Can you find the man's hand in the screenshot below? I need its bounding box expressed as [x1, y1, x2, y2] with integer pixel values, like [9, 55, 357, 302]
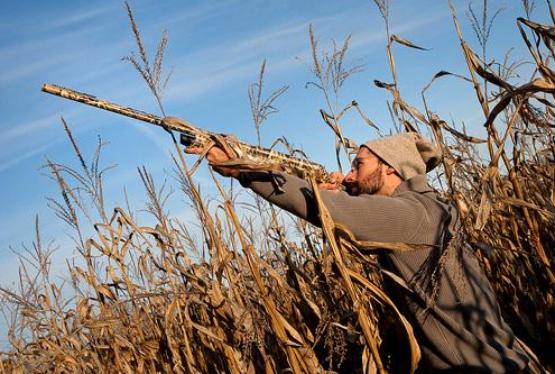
[184, 145, 240, 178]
[318, 171, 344, 191]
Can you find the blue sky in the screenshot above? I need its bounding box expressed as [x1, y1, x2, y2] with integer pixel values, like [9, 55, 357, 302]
[0, 0, 548, 290]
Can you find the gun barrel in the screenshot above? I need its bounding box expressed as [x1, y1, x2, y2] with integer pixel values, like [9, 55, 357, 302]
[42, 83, 330, 182]
[42, 83, 163, 124]
[41, 84, 198, 135]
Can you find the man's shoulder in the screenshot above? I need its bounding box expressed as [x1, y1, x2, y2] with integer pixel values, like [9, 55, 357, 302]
[393, 182, 453, 232]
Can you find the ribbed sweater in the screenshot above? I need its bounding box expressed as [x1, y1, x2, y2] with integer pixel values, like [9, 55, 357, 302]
[237, 171, 529, 373]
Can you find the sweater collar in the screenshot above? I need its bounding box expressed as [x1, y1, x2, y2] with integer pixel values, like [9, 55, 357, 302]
[394, 174, 434, 195]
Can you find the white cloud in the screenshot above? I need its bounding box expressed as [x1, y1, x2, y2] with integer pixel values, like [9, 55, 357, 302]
[0, 1, 460, 176]
[0, 142, 51, 174]
[0, 22, 111, 62]
[164, 6, 454, 104]
[0, 3, 117, 34]
[352, 7, 455, 49]
[1, 113, 63, 145]
[0, 108, 87, 173]
[159, 0, 239, 29]
[47, 5, 117, 30]
[163, 15, 337, 102]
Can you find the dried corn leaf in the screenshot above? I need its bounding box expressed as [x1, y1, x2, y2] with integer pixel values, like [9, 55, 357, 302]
[390, 34, 428, 51]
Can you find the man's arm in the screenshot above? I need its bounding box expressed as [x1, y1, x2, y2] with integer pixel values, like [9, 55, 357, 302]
[184, 145, 432, 244]
[238, 171, 430, 244]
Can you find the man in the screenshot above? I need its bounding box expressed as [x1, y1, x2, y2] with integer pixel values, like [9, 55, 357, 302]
[185, 132, 530, 372]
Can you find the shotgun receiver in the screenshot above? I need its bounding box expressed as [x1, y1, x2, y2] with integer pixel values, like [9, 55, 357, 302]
[41, 84, 329, 182]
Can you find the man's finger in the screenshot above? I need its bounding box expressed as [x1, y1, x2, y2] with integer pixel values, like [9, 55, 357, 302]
[184, 146, 203, 155]
[329, 171, 345, 184]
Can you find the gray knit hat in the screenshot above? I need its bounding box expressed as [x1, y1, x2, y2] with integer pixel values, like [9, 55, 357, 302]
[362, 132, 442, 180]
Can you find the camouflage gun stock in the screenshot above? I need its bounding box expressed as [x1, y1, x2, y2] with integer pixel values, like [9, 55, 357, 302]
[41, 84, 329, 182]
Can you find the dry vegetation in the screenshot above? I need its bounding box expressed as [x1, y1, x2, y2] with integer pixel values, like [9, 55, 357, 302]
[1, 0, 554, 373]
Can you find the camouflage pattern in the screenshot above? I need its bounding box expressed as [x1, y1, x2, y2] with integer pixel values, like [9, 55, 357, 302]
[42, 83, 329, 182]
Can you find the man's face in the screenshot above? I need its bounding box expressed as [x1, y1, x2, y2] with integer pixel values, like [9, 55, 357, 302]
[343, 147, 384, 196]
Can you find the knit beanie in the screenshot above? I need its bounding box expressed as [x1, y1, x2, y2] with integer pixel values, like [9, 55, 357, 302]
[362, 132, 442, 180]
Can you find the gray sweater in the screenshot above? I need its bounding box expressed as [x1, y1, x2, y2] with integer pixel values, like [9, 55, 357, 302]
[238, 171, 529, 373]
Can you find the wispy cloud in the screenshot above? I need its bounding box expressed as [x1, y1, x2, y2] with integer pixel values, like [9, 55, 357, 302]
[159, 0, 239, 29]
[0, 1, 458, 175]
[47, 5, 117, 30]
[163, 15, 335, 102]
[1, 113, 65, 145]
[0, 138, 56, 174]
[0, 108, 88, 173]
[0, 21, 115, 60]
[164, 6, 453, 104]
[0, 3, 118, 41]
[0, 31, 125, 85]
[351, 7, 453, 49]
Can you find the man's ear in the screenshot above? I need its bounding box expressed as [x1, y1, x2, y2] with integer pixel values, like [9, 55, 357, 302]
[385, 166, 397, 175]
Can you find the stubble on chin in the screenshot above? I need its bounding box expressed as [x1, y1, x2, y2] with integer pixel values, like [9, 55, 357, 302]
[352, 166, 384, 196]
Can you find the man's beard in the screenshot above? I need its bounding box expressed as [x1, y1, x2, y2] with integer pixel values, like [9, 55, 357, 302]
[345, 165, 384, 196]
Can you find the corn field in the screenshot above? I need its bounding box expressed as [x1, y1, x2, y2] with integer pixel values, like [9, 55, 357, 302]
[1, 1, 554, 373]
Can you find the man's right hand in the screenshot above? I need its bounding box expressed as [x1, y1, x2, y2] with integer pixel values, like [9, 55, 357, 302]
[318, 171, 345, 191]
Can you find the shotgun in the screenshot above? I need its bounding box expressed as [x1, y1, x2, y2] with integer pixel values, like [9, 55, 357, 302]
[41, 83, 329, 182]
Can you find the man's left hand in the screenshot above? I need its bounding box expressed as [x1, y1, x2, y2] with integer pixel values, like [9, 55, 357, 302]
[184, 145, 240, 178]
